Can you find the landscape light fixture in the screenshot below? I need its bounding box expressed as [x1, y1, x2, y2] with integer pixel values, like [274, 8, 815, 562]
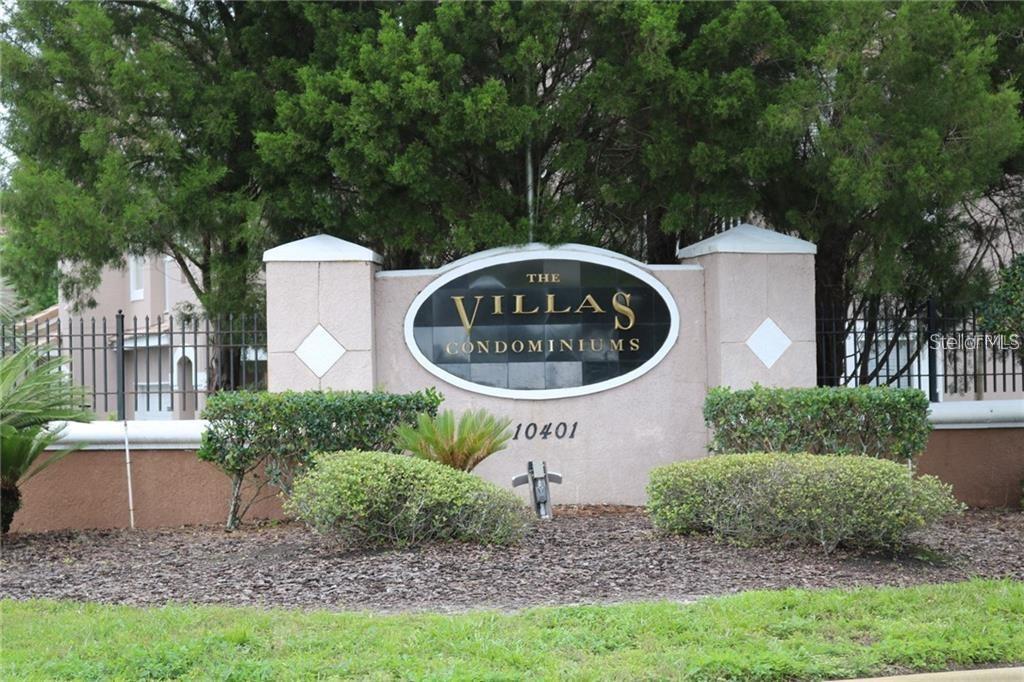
[513, 460, 562, 520]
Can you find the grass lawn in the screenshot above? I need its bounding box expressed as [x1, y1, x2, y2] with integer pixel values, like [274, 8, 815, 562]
[1, 579, 1021, 681]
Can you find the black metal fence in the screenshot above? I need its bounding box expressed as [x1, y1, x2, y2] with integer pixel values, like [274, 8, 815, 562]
[5, 303, 1017, 417]
[0, 312, 267, 419]
[817, 302, 1022, 401]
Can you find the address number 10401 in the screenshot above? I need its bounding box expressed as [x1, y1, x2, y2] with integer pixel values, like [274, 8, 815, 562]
[511, 421, 578, 440]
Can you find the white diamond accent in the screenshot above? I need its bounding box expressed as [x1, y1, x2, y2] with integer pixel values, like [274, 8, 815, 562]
[295, 325, 346, 378]
[745, 318, 791, 368]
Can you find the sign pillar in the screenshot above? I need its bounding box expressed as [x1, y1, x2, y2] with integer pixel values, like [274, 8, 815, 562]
[263, 235, 383, 392]
[678, 223, 817, 388]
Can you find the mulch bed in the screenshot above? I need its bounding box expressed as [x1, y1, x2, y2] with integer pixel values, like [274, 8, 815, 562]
[1, 508, 1021, 613]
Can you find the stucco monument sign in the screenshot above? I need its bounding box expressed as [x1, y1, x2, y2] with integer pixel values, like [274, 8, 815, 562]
[264, 225, 818, 504]
[405, 252, 678, 399]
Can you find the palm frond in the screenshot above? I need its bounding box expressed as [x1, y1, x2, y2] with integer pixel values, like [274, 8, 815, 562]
[0, 344, 92, 431]
[395, 409, 512, 471]
[0, 424, 68, 485]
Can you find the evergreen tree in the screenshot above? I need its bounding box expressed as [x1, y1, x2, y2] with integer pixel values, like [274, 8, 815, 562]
[1, 1, 319, 314]
[3, 1, 1020, 341]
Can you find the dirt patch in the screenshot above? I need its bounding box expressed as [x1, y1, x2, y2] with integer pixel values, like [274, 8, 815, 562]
[1, 509, 1020, 613]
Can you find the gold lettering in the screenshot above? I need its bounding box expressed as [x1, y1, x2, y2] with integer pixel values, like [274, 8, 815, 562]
[545, 293, 571, 314]
[492, 295, 503, 315]
[445, 341, 460, 355]
[578, 339, 586, 351]
[612, 292, 636, 331]
[574, 293, 605, 314]
[528, 339, 543, 353]
[629, 338, 640, 351]
[475, 340, 489, 353]
[494, 340, 508, 353]
[513, 294, 540, 315]
[526, 273, 560, 283]
[559, 339, 573, 352]
[510, 340, 524, 353]
[589, 339, 603, 351]
[610, 339, 625, 352]
[461, 342, 475, 354]
[451, 295, 484, 333]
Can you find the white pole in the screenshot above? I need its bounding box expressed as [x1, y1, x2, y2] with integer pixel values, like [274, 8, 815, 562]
[525, 77, 535, 243]
[526, 142, 534, 242]
[122, 419, 135, 530]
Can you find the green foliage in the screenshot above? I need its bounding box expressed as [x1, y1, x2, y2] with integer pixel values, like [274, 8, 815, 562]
[981, 254, 1024, 343]
[958, 0, 1024, 233]
[0, 344, 91, 533]
[198, 389, 442, 529]
[0, 345, 92, 431]
[758, 2, 1023, 316]
[0, 425, 63, 487]
[4, 580, 1023, 680]
[284, 450, 530, 547]
[0, 239, 56, 313]
[647, 453, 963, 553]
[261, 3, 813, 263]
[703, 385, 932, 463]
[394, 409, 512, 471]
[0, 2, 321, 314]
[0, 426, 61, 534]
[4, 2, 1020, 311]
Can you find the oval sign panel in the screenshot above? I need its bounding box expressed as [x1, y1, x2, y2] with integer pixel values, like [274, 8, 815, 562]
[403, 249, 679, 399]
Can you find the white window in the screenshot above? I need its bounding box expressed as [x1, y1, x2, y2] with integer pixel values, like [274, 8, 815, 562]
[129, 255, 145, 301]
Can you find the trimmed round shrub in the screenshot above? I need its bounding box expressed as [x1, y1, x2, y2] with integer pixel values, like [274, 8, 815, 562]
[284, 450, 532, 547]
[647, 453, 963, 553]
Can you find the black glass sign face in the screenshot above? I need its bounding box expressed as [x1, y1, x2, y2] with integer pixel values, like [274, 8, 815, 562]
[404, 252, 678, 399]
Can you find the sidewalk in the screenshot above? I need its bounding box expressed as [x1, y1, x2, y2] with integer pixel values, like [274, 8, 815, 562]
[843, 667, 1023, 682]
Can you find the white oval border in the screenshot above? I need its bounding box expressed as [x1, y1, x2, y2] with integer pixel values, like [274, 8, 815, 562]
[403, 248, 680, 400]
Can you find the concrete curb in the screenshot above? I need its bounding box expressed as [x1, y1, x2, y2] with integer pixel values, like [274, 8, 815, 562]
[840, 666, 1023, 682]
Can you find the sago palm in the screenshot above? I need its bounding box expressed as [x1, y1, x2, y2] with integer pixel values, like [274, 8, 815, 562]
[1, 344, 92, 430]
[1, 425, 66, 534]
[0, 344, 91, 533]
[395, 409, 512, 471]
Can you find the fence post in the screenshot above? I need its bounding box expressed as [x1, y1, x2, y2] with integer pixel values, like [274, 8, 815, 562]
[926, 299, 939, 402]
[115, 310, 126, 420]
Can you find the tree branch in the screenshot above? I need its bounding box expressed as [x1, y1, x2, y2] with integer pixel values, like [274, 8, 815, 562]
[165, 242, 206, 302]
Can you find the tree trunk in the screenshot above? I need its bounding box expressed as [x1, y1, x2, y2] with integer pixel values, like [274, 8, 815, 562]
[814, 226, 855, 387]
[1, 481, 22, 535]
[225, 472, 243, 531]
[643, 210, 676, 264]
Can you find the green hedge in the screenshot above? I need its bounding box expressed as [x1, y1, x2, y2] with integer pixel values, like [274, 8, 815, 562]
[647, 453, 962, 553]
[198, 389, 442, 527]
[704, 385, 931, 462]
[285, 450, 532, 547]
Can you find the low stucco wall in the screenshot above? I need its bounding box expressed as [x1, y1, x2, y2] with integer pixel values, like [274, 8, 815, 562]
[11, 449, 284, 533]
[918, 428, 1023, 509]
